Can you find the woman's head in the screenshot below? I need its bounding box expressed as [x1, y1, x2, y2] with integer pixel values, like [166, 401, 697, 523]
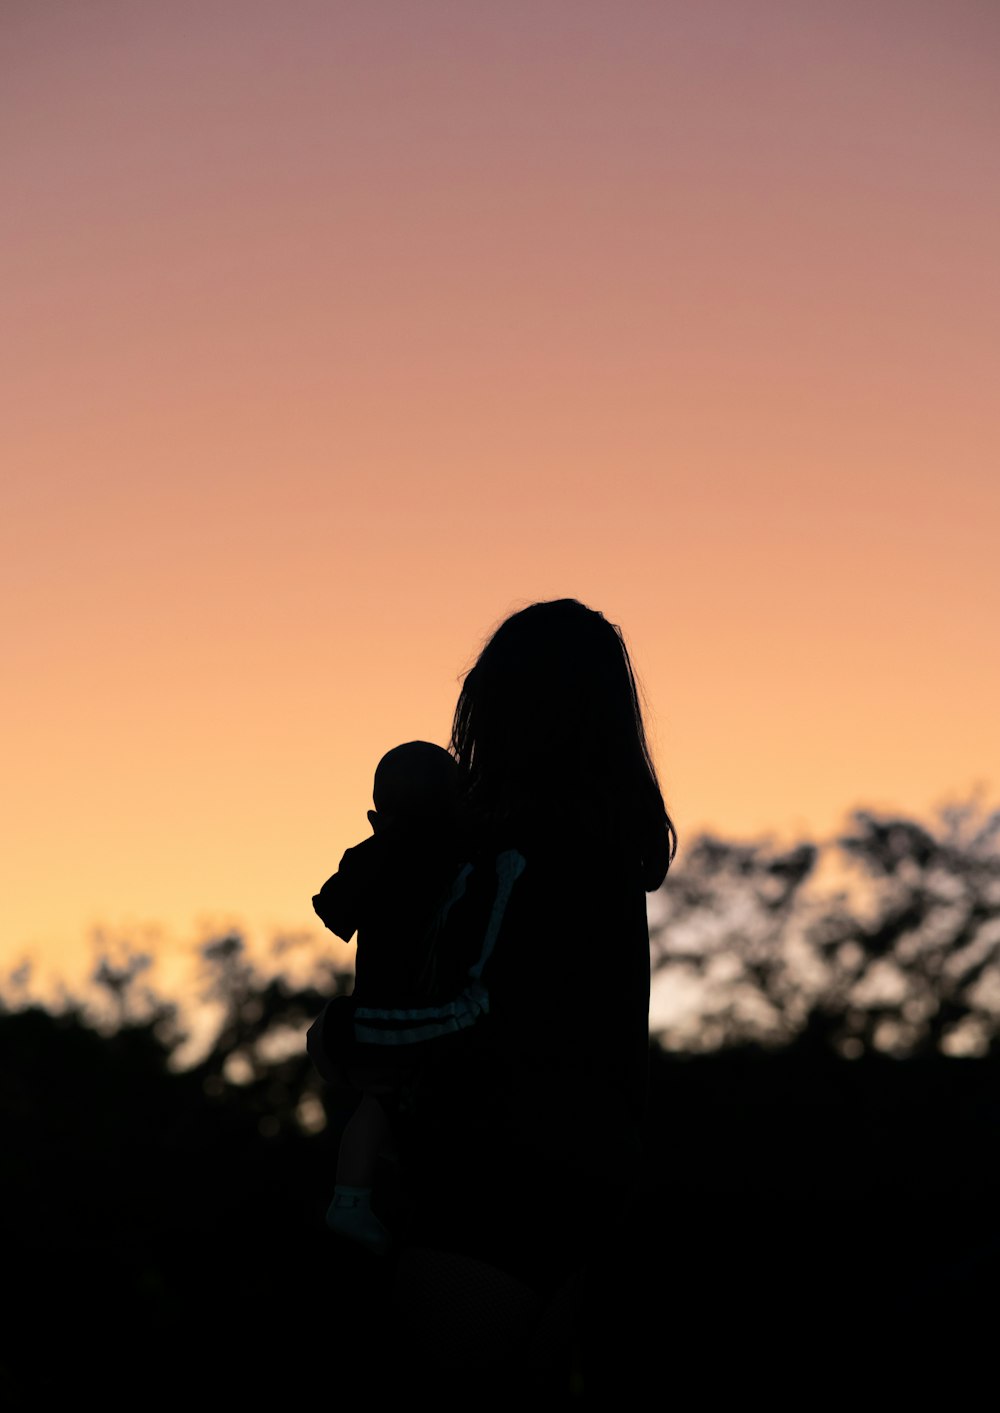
[451, 598, 677, 888]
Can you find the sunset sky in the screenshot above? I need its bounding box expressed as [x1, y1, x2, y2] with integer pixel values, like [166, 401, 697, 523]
[3, 0, 997, 1002]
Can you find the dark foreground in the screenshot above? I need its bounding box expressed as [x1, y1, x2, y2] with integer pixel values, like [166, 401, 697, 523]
[4, 1010, 997, 1405]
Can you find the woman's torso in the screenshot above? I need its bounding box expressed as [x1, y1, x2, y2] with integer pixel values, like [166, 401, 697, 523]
[396, 815, 651, 1290]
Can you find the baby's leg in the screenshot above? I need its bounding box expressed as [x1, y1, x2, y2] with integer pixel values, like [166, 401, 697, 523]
[336, 1093, 391, 1188]
[326, 1093, 393, 1255]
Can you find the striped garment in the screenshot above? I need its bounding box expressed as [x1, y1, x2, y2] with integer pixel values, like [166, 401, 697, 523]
[352, 849, 526, 1047]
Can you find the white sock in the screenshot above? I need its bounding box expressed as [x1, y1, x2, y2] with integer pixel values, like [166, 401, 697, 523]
[326, 1185, 391, 1254]
[330, 1184, 373, 1212]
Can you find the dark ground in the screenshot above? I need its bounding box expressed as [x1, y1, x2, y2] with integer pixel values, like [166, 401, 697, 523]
[3, 1008, 997, 1405]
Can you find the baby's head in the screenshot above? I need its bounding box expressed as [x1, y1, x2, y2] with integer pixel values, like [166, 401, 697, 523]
[372, 741, 460, 827]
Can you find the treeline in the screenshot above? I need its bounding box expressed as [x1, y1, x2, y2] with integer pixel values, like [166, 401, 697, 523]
[3, 796, 998, 1402]
[650, 794, 1000, 1057]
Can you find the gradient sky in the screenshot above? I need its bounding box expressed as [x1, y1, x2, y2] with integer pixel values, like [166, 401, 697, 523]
[3, 0, 998, 1000]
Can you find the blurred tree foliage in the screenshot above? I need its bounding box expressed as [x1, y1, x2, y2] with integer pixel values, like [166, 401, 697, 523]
[2, 795, 998, 1402]
[649, 794, 1000, 1058]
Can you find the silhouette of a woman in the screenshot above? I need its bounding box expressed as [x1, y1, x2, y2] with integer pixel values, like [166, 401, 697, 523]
[321, 598, 677, 1390]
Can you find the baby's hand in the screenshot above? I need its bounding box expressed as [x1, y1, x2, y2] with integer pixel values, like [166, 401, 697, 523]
[367, 809, 383, 834]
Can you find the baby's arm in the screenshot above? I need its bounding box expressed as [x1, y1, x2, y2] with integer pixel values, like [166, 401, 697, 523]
[312, 877, 358, 942]
[312, 833, 385, 941]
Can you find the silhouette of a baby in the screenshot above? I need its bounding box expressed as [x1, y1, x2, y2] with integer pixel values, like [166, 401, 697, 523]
[311, 740, 463, 1254]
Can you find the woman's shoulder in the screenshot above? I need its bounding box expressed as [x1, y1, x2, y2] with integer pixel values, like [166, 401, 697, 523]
[467, 810, 643, 900]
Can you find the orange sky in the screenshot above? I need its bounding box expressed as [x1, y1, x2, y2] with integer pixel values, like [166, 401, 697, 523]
[3, 0, 998, 1002]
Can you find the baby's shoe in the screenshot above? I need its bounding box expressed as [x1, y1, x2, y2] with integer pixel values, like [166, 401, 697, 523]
[325, 1186, 391, 1256]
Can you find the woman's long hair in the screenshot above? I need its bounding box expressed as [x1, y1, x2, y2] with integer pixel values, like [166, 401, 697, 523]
[450, 598, 677, 890]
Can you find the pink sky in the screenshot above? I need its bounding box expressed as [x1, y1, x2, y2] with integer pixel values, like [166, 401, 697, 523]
[3, 0, 997, 998]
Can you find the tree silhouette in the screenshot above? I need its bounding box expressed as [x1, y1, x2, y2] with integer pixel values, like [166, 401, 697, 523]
[649, 792, 1000, 1058]
[0, 936, 376, 1403]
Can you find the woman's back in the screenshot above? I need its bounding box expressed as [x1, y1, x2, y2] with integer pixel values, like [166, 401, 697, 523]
[393, 812, 651, 1293]
[323, 599, 677, 1386]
